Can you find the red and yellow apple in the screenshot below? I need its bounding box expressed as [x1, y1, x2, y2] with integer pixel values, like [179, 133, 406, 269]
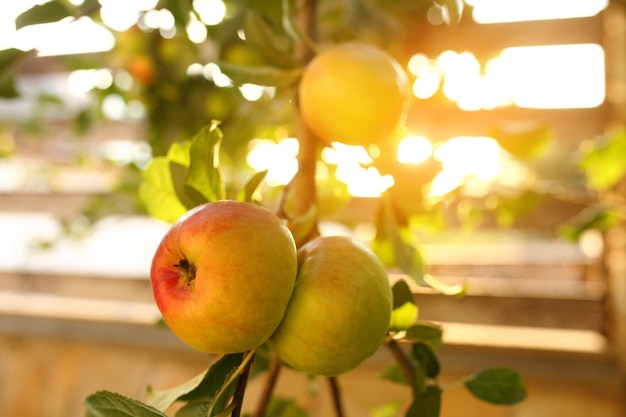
[269, 235, 392, 376]
[298, 41, 410, 147]
[150, 200, 298, 354]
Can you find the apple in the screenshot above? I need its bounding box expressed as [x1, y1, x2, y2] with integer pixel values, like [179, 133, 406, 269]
[150, 200, 298, 354]
[298, 41, 410, 147]
[269, 235, 392, 376]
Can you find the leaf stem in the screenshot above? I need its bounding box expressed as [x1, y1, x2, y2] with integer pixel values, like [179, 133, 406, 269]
[253, 354, 283, 417]
[328, 377, 345, 417]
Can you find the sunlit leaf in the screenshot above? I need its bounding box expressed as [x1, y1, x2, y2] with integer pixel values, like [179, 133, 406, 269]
[15, 1, 74, 29]
[237, 170, 267, 203]
[380, 194, 426, 284]
[389, 279, 418, 331]
[139, 157, 187, 224]
[403, 322, 443, 350]
[464, 368, 527, 405]
[558, 207, 621, 241]
[185, 124, 226, 203]
[217, 61, 302, 87]
[579, 130, 626, 191]
[370, 401, 401, 417]
[491, 122, 552, 160]
[380, 194, 466, 296]
[406, 387, 441, 417]
[84, 390, 167, 417]
[170, 161, 203, 209]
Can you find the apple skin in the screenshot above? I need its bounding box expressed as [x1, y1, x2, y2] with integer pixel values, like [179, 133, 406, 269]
[150, 200, 298, 354]
[298, 41, 410, 147]
[269, 235, 392, 377]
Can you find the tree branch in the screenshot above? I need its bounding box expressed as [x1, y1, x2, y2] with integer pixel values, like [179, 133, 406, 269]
[253, 354, 283, 417]
[328, 377, 345, 417]
[386, 338, 415, 383]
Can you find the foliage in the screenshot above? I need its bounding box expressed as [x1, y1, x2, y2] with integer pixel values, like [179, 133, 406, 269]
[15, 1, 606, 416]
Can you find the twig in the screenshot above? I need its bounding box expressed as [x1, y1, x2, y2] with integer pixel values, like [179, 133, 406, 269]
[328, 377, 345, 417]
[231, 351, 255, 417]
[386, 338, 415, 383]
[253, 355, 283, 417]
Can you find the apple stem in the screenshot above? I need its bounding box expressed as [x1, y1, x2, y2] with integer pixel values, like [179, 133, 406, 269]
[231, 350, 256, 417]
[253, 354, 282, 417]
[328, 377, 346, 417]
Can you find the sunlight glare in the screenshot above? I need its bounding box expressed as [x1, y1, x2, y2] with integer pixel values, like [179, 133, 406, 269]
[435, 137, 501, 182]
[246, 138, 299, 186]
[14, 17, 115, 56]
[322, 144, 393, 197]
[397, 136, 433, 164]
[467, 0, 608, 24]
[193, 0, 227, 26]
[499, 44, 605, 109]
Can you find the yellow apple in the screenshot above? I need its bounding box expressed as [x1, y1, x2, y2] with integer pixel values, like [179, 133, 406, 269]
[298, 41, 410, 147]
[270, 235, 392, 376]
[150, 200, 298, 354]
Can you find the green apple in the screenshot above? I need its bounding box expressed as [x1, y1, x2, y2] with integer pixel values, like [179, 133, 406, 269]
[150, 200, 298, 354]
[270, 235, 392, 376]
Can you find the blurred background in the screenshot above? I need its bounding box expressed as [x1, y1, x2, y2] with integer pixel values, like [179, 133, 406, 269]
[0, 1, 625, 416]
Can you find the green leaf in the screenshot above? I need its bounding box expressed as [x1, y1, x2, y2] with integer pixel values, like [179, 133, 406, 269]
[216, 61, 302, 87]
[389, 279, 418, 331]
[464, 368, 527, 405]
[185, 124, 225, 203]
[403, 322, 443, 350]
[380, 362, 410, 386]
[265, 397, 309, 417]
[164, 0, 192, 28]
[380, 194, 466, 296]
[241, 9, 298, 68]
[411, 343, 439, 379]
[170, 161, 202, 209]
[281, 0, 317, 54]
[0, 48, 28, 98]
[179, 353, 245, 403]
[491, 122, 552, 160]
[370, 401, 401, 417]
[406, 387, 441, 417]
[558, 207, 621, 241]
[15, 2, 74, 29]
[0, 48, 27, 73]
[84, 390, 168, 417]
[237, 170, 267, 203]
[380, 194, 426, 284]
[139, 157, 188, 223]
[579, 130, 626, 190]
[145, 370, 207, 412]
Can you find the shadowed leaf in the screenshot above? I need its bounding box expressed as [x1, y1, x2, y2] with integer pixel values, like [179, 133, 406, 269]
[464, 368, 527, 405]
